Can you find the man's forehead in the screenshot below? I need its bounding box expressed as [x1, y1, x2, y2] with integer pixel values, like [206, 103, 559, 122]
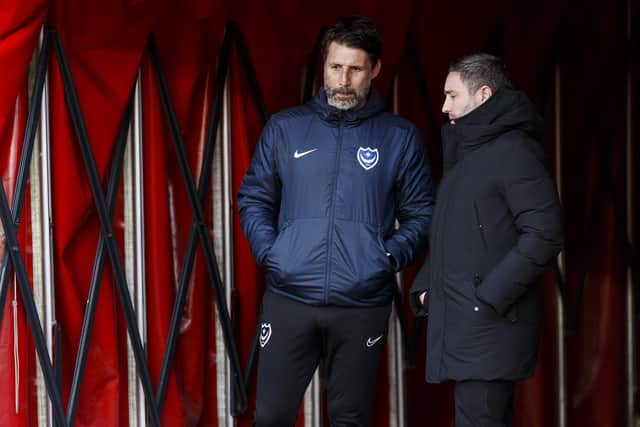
[444, 72, 465, 91]
[326, 42, 370, 65]
[445, 72, 462, 84]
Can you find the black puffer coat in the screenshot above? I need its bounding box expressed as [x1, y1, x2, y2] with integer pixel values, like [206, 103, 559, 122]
[410, 87, 563, 382]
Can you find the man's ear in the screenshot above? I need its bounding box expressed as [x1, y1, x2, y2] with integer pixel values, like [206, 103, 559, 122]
[479, 85, 493, 103]
[372, 59, 381, 79]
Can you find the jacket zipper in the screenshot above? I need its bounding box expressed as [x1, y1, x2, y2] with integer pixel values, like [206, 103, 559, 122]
[324, 117, 344, 304]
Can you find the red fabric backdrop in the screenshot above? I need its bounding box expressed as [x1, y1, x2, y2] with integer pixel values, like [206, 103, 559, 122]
[0, 0, 636, 426]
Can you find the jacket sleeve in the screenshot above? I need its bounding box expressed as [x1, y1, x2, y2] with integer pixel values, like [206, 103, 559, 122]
[237, 119, 282, 266]
[475, 139, 564, 315]
[384, 126, 435, 271]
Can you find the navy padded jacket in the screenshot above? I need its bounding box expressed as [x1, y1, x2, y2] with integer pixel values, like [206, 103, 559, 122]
[238, 89, 434, 306]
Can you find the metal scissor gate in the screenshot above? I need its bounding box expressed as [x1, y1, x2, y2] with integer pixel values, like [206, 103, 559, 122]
[0, 24, 255, 427]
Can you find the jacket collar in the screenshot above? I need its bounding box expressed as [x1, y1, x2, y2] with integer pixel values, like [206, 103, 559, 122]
[441, 87, 543, 171]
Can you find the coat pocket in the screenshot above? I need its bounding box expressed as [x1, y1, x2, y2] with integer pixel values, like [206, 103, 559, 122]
[473, 194, 516, 255]
[472, 274, 518, 323]
[332, 219, 394, 300]
[266, 218, 327, 286]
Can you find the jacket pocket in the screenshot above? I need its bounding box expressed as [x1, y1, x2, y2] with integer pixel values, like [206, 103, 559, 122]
[264, 220, 291, 270]
[473, 202, 488, 251]
[332, 219, 394, 300]
[266, 218, 327, 287]
[376, 232, 394, 272]
[473, 194, 516, 252]
[472, 274, 518, 323]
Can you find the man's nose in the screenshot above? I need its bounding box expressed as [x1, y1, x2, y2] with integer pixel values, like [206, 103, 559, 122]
[442, 99, 450, 114]
[339, 69, 350, 86]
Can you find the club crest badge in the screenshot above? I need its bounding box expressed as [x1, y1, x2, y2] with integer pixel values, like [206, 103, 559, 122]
[357, 147, 379, 170]
[259, 323, 272, 348]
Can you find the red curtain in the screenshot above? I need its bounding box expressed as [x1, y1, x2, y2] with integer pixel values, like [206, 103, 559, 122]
[0, 2, 46, 426]
[0, 0, 47, 136]
[561, 1, 629, 425]
[0, 0, 636, 426]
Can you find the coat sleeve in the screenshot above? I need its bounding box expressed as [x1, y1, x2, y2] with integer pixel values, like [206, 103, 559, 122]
[409, 260, 430, 316]
[475, 139, 564, 315]
[384, 126, 435, 271]
[237, 119, 282, 266]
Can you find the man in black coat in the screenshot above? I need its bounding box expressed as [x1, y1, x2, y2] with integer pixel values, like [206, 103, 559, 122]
[410, 53, 563, 427]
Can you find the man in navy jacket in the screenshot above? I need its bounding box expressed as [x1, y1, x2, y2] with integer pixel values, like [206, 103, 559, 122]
[411, 54, 563, 427]
[238, 16, 434, 427]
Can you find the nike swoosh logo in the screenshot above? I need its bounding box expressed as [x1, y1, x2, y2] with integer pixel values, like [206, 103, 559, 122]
[366, 335, 384, 348]
[293, 148, 318, 159]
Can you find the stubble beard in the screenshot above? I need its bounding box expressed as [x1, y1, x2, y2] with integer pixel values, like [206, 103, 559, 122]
[325, 81, 370, 111]
[450, 99, 482, 122]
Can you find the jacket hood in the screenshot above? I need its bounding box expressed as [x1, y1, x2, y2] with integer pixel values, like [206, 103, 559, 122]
[441, 87, 543, 171]
[309, 87, 385, 126]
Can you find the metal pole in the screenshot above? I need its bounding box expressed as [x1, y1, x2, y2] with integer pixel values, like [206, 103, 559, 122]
[312, 372, 322, 427]
[125, 71, 147, 427]
[388, 75, 406, 427]
[31, 27, 56, 426]
[625, 0, 636, 423]
[124, 99, 137, 427]
[387, 281, 404, 427]
[133, 70, 148, 427]
[304, 370, 322, 427]
[222, 68, 236, 427]
[213, 71, 229, 426]
[31, 94, 48, 426]
[554, 63, 568, 427]
[29, 62, 46, 427]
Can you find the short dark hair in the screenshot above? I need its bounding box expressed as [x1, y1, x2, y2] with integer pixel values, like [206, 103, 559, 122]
[322, 16, 382, 67]
[448, 53, 512, 94]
